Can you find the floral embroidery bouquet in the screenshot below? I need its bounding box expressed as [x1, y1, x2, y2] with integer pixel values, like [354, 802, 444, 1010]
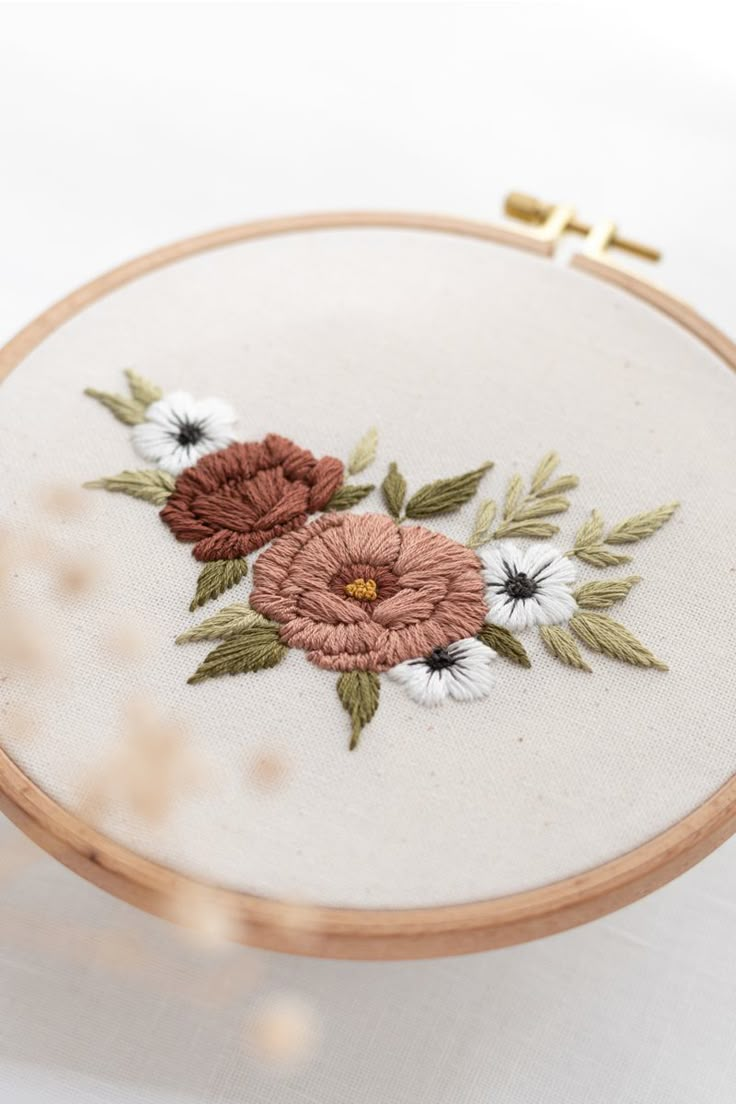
[85, 371, 678, 749]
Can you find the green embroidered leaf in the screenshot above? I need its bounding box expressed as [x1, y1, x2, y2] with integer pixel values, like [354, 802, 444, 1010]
[84, 387, 147, 426]
[404, 463, 493, 519]
[187, 624, 287, 685]
[573, 546, 632, 568]
[503, 473, 524, 519]
[84, 469, 175, 505]
[494, 452, 577, 541]
[536, 474, 579, 498]
[190, 559, 248, 611]
[477, 623, 531, 668]
[492, 520, 560, 540]
[337, 670, 380, 750]
[530, 451, 559, 494]
[539, 625, 591, 671]
[467, 499, 497, 549]
[325, 483, 375, 511]
[513, 495, 570, 521]
[176, 603, 267, 644]
[124, 368, 163, 407]
[605, 503, 679, 544]
[574, 509, 605, 549]
[381, 462, 407, 520]
[569, 612, 667, 670]
[573, 576, 641, 609]
[347, 427, 378, 475]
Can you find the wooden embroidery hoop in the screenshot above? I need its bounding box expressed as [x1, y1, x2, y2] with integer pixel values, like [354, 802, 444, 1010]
[1, 207, 735, 960]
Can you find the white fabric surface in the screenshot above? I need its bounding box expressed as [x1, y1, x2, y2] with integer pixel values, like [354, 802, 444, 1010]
[1, 814, 736, 1104]
[2, 227, 734, 908]
[1, 4, 735, 1102]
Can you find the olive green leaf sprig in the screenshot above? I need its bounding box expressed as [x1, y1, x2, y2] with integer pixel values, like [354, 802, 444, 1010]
[537, 573, 668, 672]
[84, 469, 175, 505]
[465, 451, 579, 550]
[380, 460, 494, 523]
[326, 427, 378, 511]
[177, 604, 288, 685]
[83, 372, 171, 500]
[84, 369, 162, 426]
[569, 503, 679, 567]
[466, 500, 497, 549]
[491, 451, 579, 541]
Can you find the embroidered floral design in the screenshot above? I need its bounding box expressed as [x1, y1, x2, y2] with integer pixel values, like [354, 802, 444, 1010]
[84, 370, 679, 750]
[388, 638, 497, 707]
[249, 513, 487, 672]
[132, 391, 238, 475]
[480, 542, 577, 631]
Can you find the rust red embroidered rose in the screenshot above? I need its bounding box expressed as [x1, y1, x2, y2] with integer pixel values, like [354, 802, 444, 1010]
[249, 512, 488, 672]
[160, 434, 343, 561]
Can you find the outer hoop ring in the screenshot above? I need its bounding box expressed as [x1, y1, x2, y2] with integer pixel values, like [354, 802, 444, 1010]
[1, 210, 735, 960]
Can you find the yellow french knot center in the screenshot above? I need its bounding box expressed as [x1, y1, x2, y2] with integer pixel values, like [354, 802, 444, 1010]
[344, 577, 378, 601]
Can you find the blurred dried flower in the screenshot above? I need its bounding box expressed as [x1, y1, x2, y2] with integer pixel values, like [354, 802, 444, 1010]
[246, 993, 321, 1067]
[165, 883, 242, 949]
[81, 698, 206, 826]
[103, 621, 151, 661]
[248, 749, 289, 793]
[269, 898, 327, 956]
[37, 483, 87, 519]
[56, 554, 101, 596]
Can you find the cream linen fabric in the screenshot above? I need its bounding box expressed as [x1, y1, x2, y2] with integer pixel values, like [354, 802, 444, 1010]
[1, 227, 735, 909]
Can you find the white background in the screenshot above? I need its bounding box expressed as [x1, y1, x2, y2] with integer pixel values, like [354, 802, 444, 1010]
[1, 3, 735, 1103]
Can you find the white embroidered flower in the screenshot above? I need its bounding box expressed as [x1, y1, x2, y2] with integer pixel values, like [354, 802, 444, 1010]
[131, 391, 237, 475]
[480, 541, 577, 632]
[387, 638, 496, 707]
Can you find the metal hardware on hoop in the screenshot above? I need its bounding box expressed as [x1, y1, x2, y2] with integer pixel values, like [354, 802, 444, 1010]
[504, 191, 661, 263]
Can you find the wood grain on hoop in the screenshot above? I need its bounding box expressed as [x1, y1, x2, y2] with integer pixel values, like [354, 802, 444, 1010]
[1, 210, 735, 960]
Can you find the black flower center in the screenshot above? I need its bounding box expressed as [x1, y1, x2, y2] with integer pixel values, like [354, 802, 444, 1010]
[425, 646, 456, 671]
[176, 421, 204, 447]
[503, 571, 537, 600]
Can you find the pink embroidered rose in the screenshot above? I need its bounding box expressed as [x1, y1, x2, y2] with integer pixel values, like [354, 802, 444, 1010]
[160, 434, 343, 561]
[250, 513, 488, 672]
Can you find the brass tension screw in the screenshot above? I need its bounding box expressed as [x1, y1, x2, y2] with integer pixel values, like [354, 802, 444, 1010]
[504, 192, 661, 262]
